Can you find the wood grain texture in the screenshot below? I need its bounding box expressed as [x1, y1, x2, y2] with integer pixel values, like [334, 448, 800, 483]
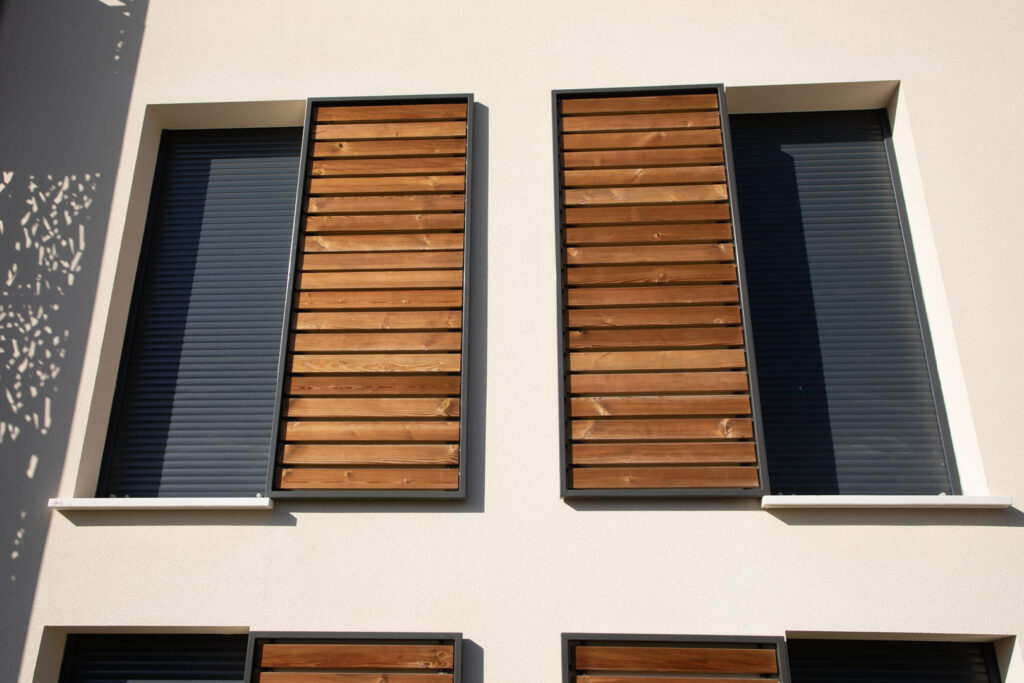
[571, 466, 759, 489]
[563, 147, 723, 169]
[311, 157, 466, 177]
[278, 468, 459, 490]
[301, 251, 463, 271]
[571, 442, 756, 464]
[565, 184, 727, 206]
[569, 306, 741, 327]
[286, 397, 459, 418]
[561, 93, 718, 115]
[297, 289, 463, 310]
[304, 213, 463, 233]
[260, 643, 454, 669]
[564, 166, 726, 188]
[568, 371, 749, 395]
[285, 375, 460, 396]
[289, 353, 460, 374]
[565, 223, 732, 245]
[568, 327, 744, 350]
[298, 270, 463, 290]
[309, 175, 465, 194]
[293, 311, 461, 331]
[307, 194, 464, 214]
[315, 102, 466, 122]
[314, 121, 465, 140]
[281, 444, 459, 465]
[292, 332, 461, 352]
[570, 395, 751, 417]
[303, 233, 464, 253]
[561, 111, 720, 133]
[566, 243, 733, 265]
[572, 646, 777, 673]
[571, 418, 753, 440]
[283, 420, 460, 442]
[563, 128, 721, 150]
[565, 264, 735, 286]
[311, 139, 466, 159]
[567, 285, 738, 307]
[570, 349, 747, 372]
[565, 202, 730, 225]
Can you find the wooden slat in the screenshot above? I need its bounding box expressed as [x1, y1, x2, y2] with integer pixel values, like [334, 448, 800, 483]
[262, 674, 452, 683]
[311, 157, 466, 177]
[573, 646, 777, 673]
[563, 147, 723, 169]
[304, 213, 463, 233]
[282, 443, 459, 465]
[307, 194, 464, 214]
[293, 311, 461, 331]
[565, 223, 732, 245]
[561, 111, 720, 133]
[303, 233, 464, 253]
[566, 264, 735, 286]
[286, 397, 459, 418]
[315, 102, 467, 123]
[566, 243, 733, 265]
[565, 203, 730, 225]
[570, 395, 751, 417]
[564, 166, 726, 188]
[561, 93, 718, 115]
[567, 285, 737, 307]
[571, 466, 759, 489]
[298, 270, 463, 290]
[578, 677, 776, 683]
[260, 644, 454, 669]
[302, 251, 463, 271]
[569, 306, 741, 328]
[289, 353, 460, 374]
[312, 139, 466, 159]
[279, 467, 458, 490]
[285, 375, 460, 396]
[562, 129, 722, 150]
[565, 184, 728, 206]
[570, 349, 746, 372]
[571, 442, 756, 464]
[568, 327, 744, 350]
[572, 418, 753, 440]
[568, 371, 748, 395]
[315, 121, 466, 140]
[283, 420, 460, 442]
[309, 175, 465, 194]
[297, 289, 463, 310]
[292, 332, 461, 352]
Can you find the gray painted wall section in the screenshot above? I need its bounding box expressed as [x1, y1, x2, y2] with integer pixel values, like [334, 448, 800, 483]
[0, 0, 147, 677]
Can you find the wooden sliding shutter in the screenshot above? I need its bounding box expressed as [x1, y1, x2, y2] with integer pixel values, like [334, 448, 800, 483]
[565, 637, 782, 683]
[555, 86, 764, 495]
[276, 96, 471, 497]
[253, 635, 460, 683]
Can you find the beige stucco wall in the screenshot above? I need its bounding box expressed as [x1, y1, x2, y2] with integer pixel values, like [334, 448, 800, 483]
[22, 1, 1024, 681]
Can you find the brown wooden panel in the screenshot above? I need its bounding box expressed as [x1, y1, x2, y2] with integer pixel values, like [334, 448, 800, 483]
[565, 184, 728, 207]
[285, 375, 461, 396]
[566, 264, 735, 286]
[561, 111, 720, 133]
[571, 466, 759, 489]
[566, 243, 733, 265]
[572, 418, 753, 440]
[571, 442, 756, 465]
[289, 353, 460, 374]
[309, 175, 465, 195]
[568, 371, 748, 395]
[315, 102, 467, 123]
[562, 128, 721, 151]
[303, 233, 464, 253]
[565, 223, 732, 245]
[565, 203, 730, 225]
[260, 644, 454, 669]
[569, 306, 741, 328]
[297, 289, 463, 310]
[293, 311, 461, 331]
[307, 194, 464, 214]
[561, 93, 718, 115]
[570, 395, 751, 417]
[567, 285, 737, 307]
[292, 332, 461, 352]
[261, 674, 453, 683]
[298, 270, 463, 290]
[563, 147, 723, 169]
[573, 646, 777, 673]
[311, 157, 467, 177]
[570, 349, 746, 372]
[283, 420, 460, 442]
[311, 139, 466, 159]
[282, 443, 459, 465]
[278, 467, 458, 490]
[314, 121, 466, 140]
[304, 213, 463, 233]
[568, 327, 744, 350]
[302, 251, 462, 271]
[564, 166, 726, 188]
[286, 397, 459, 418]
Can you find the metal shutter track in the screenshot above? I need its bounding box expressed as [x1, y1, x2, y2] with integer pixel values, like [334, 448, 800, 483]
[102, 129, 301, 497]
[61, 634, 248, 682]
[787, 640, 999, 683]
[730, 111, 952, 494]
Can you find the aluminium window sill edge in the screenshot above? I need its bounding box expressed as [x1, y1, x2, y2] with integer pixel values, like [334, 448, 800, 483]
[48, 497, 274, 511]
[761, 494, 1011, 510]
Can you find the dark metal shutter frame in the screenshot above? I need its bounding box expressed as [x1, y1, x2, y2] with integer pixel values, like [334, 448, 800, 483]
[729, 110, 954, 495]
[59, 634, 248, 682]
[100, 129, 302, 497]
[787, 640, 1000, 683]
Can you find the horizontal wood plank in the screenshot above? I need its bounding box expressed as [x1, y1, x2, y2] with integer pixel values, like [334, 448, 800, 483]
[315, 102, 467, 123]
[571, 466, 759, 489]
[569, 371, 749, 395]
[565, 203, 730, 225]
[564, 166, 726, 188]
[570, 349, 746, 372]
[562, 128, 721, 150]
[304, 213, 463, 233]
[573, 646, 777, 673]
[303, 233, 464, 253]
[561, 111, 720, 133]
[566, 264, 735, 286]
[570, 395, 751, 417]
[311, 157, 467, 177]
[315, 121, 465, 140]
[569, 306, 741, 328]
[297, 289, 463, 310]
[279, 467, 458, 490]
[285, 375, 461, 396]
[260, 644, 454, 669]
[565, 184, 727, 207]
[563, 147, 723, 169]
[568, 327, 744, 350]
[293, 311, 461, 331]
[572, 418, 753, 440]
[289, 353, 460, 374]
[292, 332, 461, 352]
[282, 443, 459, 465]
[283, 420, 460, 442]
[566, 243, 733, 265]
[299, 270, 463, 290]
[309, 175, 465, 194]
[307, 194, 464, 214]
[571, 442, 756, 464]
[302, 251, 463, 271]
[561, 93, 718, 115]
[286, 397, 459, 418]
[312, 139, 466, 159]
[565, 223, 732, 245]
[567, 285, 737, 307]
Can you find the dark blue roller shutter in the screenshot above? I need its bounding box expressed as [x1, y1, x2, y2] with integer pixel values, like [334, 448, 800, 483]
[729, 110, 955, 494]
[787, 639, 1000, 683]
[100, 129, 301, 497]
[59, 634, 248, 682]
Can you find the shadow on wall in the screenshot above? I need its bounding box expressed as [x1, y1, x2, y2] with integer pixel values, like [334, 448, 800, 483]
[0, 0, 148, 679]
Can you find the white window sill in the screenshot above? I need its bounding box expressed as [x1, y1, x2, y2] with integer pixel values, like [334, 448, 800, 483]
[48, 497, 274, 511]
[761, 495, 1011, 510]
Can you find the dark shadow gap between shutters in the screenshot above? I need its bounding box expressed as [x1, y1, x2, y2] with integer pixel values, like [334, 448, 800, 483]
[786, 639, 1001, 683]
[98, 128, 302, 497]
[59, 634, 248, 683]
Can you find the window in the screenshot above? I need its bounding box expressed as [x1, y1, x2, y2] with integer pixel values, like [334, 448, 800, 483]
[97, 95, 473, 501]
[58, 634, 248, 683]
